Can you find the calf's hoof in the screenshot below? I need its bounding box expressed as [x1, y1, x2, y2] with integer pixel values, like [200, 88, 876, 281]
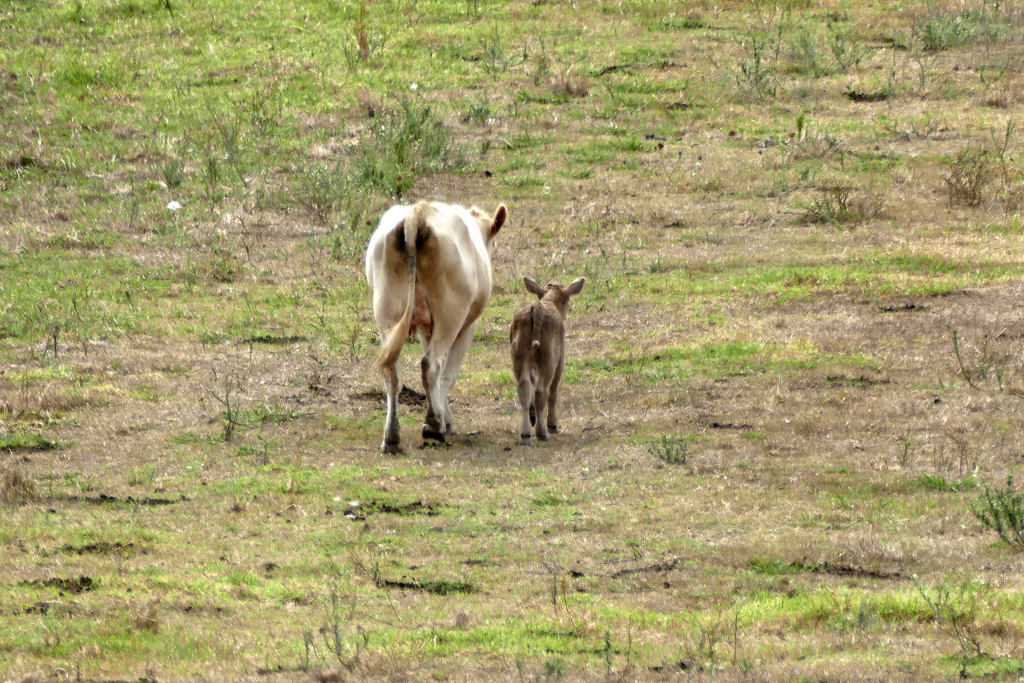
[382, 440, 402, 455]
[547, 424, 559, 434]
[519, 434, 533, 446]
[422, 425, 447, 443]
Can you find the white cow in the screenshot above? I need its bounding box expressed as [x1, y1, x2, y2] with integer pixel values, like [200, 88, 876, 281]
[365, 200, 507, 454]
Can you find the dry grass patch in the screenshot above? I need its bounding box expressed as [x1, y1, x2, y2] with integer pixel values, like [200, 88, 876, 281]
[129, 599, 162, 633]
[0, 466, 37, 506]
[550, 72, 591, 98]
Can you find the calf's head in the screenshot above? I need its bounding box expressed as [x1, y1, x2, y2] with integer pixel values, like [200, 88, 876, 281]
[522, 277, 586, 319]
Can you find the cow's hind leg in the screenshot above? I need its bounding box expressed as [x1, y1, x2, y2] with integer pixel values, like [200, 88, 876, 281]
[420, 352, 447, 443]
[436, 321, 479, 434]
[381, 363, 402, 454]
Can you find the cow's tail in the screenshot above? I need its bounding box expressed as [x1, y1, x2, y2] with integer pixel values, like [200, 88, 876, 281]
[374, 204, 428, 373]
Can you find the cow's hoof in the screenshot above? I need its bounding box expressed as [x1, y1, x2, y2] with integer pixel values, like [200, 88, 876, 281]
[519, 434, 533, 445]
[382, 440, 403, 455]
[547, 424, 559, 434]
[422, 425, 447, 442]
[537, 433, 549, 442]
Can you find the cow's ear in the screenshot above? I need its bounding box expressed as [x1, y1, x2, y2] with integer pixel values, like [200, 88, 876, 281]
[564, 277, 586, 297]
[491, 204, 507, 235]
[523, 277, 545, 298]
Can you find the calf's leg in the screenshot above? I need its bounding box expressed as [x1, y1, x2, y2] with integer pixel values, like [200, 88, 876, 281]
[516, 372, 535, 445]
[534, 383, 550, 441]
[547, 351, 565, 434]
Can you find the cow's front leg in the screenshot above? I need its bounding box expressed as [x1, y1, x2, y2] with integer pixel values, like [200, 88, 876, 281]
[420, 352, 446, 442]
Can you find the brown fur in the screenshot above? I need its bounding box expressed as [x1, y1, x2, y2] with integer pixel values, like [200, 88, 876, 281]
[509, 276, 585, 445]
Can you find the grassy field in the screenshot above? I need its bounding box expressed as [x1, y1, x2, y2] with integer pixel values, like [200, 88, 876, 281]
[5, 0, 1024, 680]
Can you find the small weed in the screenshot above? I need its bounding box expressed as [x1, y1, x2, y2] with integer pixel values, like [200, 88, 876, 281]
[735, 31, 779, 102]
[468, 94, 493, 126]
[130, 599, 161, 633]
[355, 98, 457, 198]
[648, 254, 671, 274]
[919, 473, 978, 492]
[828, 22, 866, 72]
[973, 476, 1024, 551]
[530, 492, 567, 507]
[799, 183, 882, 228]
[679, 612, 729, 672]
[0, 431, 61, 451]
[649, 434, 688, 465]
[914, 575, 988, 677]
[748, 557, 792, 575]
[897, 433, 914, 468]
[210, 370, 246, 442]
[943, 146, 989, 207]
[569, 166, 594, 179]
[304, 584, 371, 669]
[158, 156, 185, 189]
[789, 26, 830, 78]
[947, 323, 1009, 392]
[551, 72, 590, 98]
[916, 12, 975, 52]
[127, 464, 157, 488]
[501, 173, 545, 188]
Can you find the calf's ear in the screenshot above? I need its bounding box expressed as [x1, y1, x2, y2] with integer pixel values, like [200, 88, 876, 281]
[564, 277, 586, 297]
[523, 276, 546, 298]
[490, 205, 507, 235]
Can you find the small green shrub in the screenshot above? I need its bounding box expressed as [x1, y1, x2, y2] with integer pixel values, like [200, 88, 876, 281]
[789, 27, 830, 78]
[799, 183, 884, 228]
[354, 98, 458, 198]
[943, 146, 989, 206]
[919, 473, 978, 492]
[649, 434, 688, 465]
[828, 22, 866, 72]
[735, 31, 779, 101]
[157, 157, 185, 189]
[916, 13, 975, 51]
[468, 94, 493, 126]
[973, 476, 1024, 551]
[914, 575, 988, 677]
[800, 184, 855, 226]
[0, 431, 60, 450]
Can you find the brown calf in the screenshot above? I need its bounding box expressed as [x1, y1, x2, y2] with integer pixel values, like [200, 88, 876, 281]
[509, 276, 585, 445]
